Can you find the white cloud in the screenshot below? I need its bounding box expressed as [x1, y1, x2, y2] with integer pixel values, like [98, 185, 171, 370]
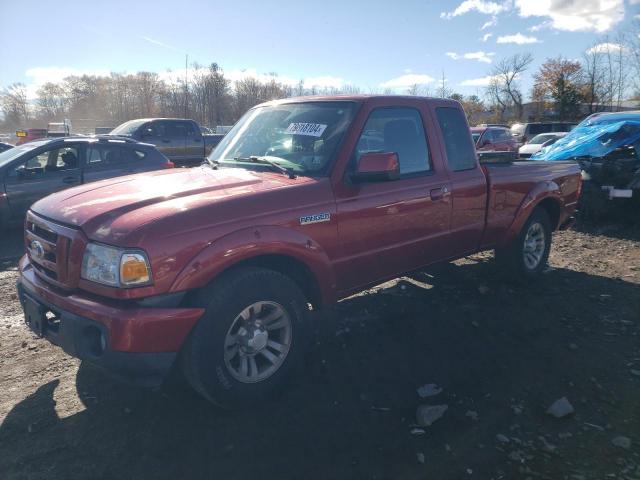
[586, 42, 627, 54]
[481, 16, 498, 29]
[480, 33, 493, 42]
[380, 74, 435, 89]
[441, 0, 510, 19]
[222, 69, 344, 90]
[23, 66, 111, 99]
[514, 0, 625, 33]
[446, 51, 495, 63]
[301, 76, 345, 89]
[460, 75, 499, 87]
[444, 0, 626, 33]
[496, 32, 541, 44]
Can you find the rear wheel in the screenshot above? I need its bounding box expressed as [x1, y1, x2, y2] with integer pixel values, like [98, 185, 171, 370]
[495, 207, 552, 280]
[182, 267, 310, 408]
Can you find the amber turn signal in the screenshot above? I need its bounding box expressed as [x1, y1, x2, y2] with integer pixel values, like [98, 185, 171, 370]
[120, 253, 151, 285]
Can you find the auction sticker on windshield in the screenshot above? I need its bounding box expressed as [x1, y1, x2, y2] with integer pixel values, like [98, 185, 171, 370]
[285, 123, 327, 137]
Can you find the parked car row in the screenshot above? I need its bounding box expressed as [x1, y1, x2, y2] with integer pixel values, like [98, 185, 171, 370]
[0, 136, 173, 228]
[471, 122, 576, 160]
[106, 118, 225, 167]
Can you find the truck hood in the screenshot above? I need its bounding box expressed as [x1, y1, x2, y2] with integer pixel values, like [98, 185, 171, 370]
[31, 166, 312, 242]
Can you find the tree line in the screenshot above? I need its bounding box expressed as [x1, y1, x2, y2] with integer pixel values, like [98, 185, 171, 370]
[1, 24, 639, 133]
[484, 27, 640, 123]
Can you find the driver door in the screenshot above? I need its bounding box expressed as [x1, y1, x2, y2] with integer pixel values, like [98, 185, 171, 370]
[332, 103, 452, 292]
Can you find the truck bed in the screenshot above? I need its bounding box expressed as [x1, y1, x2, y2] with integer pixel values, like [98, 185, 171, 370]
[481, 160, 581, 248]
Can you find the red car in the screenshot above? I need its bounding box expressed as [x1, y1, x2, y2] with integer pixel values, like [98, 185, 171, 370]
[471, 126, 517, 152]
[17, 96, 581, 406]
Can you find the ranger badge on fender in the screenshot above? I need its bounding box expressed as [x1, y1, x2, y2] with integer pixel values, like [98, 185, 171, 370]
[299, 212, 331, 225]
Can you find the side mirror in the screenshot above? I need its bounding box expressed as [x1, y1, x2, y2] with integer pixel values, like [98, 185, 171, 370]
[480, 139, 491, 147]
[351, 152, 400, 183]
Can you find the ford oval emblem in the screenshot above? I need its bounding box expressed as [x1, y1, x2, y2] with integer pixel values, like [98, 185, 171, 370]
[30, 240, 45, 259]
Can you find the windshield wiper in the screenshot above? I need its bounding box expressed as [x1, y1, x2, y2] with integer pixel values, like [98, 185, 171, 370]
[233, 156, 296, 179]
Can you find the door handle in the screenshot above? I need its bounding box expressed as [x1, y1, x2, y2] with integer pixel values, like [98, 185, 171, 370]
[430, 186, 449, 201]
[162, 139, 171, 143]
[62, 176, 78, 185]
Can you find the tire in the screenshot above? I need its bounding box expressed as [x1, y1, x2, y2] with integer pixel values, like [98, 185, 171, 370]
[181, 267, 311, 408]
[495, 207, 552, 281]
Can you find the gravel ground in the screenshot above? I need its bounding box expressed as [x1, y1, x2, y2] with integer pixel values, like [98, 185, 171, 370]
[1, 222, 639, 480]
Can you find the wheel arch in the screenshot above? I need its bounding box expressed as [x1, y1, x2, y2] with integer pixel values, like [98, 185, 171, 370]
[500, 181, 563, 246]
[171, 226, 336, 309]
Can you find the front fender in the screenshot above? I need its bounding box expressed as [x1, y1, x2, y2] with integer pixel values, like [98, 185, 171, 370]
[501, 181, 562, 247]
[169, 225, 336, 304]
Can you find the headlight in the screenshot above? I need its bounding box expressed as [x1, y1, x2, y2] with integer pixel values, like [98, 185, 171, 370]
[81, 242, 152, 287]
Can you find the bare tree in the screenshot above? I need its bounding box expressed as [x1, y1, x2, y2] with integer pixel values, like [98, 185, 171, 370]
[582, 41, 610, 114]
[0, 83, 30, 128]
[627, 21, 640, 96]
[36, 82, 66, 119]
[489, 53, 533, 120]
[485, 76, 509, 122]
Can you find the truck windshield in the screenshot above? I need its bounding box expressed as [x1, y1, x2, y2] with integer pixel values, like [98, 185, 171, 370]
[208, 101, 357, 176]
[110, 119, 147, 136]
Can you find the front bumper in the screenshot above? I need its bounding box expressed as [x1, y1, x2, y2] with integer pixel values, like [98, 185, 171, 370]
[17, 255, 204, 386]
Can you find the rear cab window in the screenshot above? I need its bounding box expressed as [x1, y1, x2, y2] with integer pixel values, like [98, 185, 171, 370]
[435, 107, 477, 171]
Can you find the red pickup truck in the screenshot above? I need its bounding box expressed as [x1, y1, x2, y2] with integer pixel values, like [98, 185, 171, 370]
[17, 96, 581, 407]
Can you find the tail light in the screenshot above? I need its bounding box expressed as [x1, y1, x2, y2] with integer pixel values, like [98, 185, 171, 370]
[577, 173, 583, 198]
[163, 161, 175, 169]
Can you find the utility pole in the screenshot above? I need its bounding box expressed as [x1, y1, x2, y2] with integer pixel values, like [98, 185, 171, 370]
[184, 54, 189, 118]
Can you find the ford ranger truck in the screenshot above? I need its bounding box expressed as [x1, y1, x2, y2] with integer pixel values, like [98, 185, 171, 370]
[17, 96, 581, 407]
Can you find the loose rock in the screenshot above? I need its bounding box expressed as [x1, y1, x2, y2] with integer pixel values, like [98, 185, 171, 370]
[417, 383, 443, 398]
[416, 404, 448, 427]
[611, 436, 631, 450]
[416, 452, 425, 464]
[497, 434, 510, 444]
[546, 397, 574, 418]
[465, 410, 478, 421]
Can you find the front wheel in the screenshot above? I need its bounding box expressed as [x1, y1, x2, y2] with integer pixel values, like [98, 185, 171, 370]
[495, 207, 552, 280]
[181, 267, 311, 408]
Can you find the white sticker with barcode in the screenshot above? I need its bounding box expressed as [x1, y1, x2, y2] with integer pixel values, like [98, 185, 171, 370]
[285, 123, 327, 137]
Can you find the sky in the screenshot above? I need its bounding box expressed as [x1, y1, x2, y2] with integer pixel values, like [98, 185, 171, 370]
[0, 0, 638, 99]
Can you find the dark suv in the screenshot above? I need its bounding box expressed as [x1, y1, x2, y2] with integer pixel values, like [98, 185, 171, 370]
[0, 137, 173, 228]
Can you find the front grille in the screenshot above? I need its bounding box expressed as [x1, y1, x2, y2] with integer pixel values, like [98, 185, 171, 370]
[25, 213, 78, 289]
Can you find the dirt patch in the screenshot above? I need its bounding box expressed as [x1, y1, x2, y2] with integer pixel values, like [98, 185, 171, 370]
[1, 224, 639, 480]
